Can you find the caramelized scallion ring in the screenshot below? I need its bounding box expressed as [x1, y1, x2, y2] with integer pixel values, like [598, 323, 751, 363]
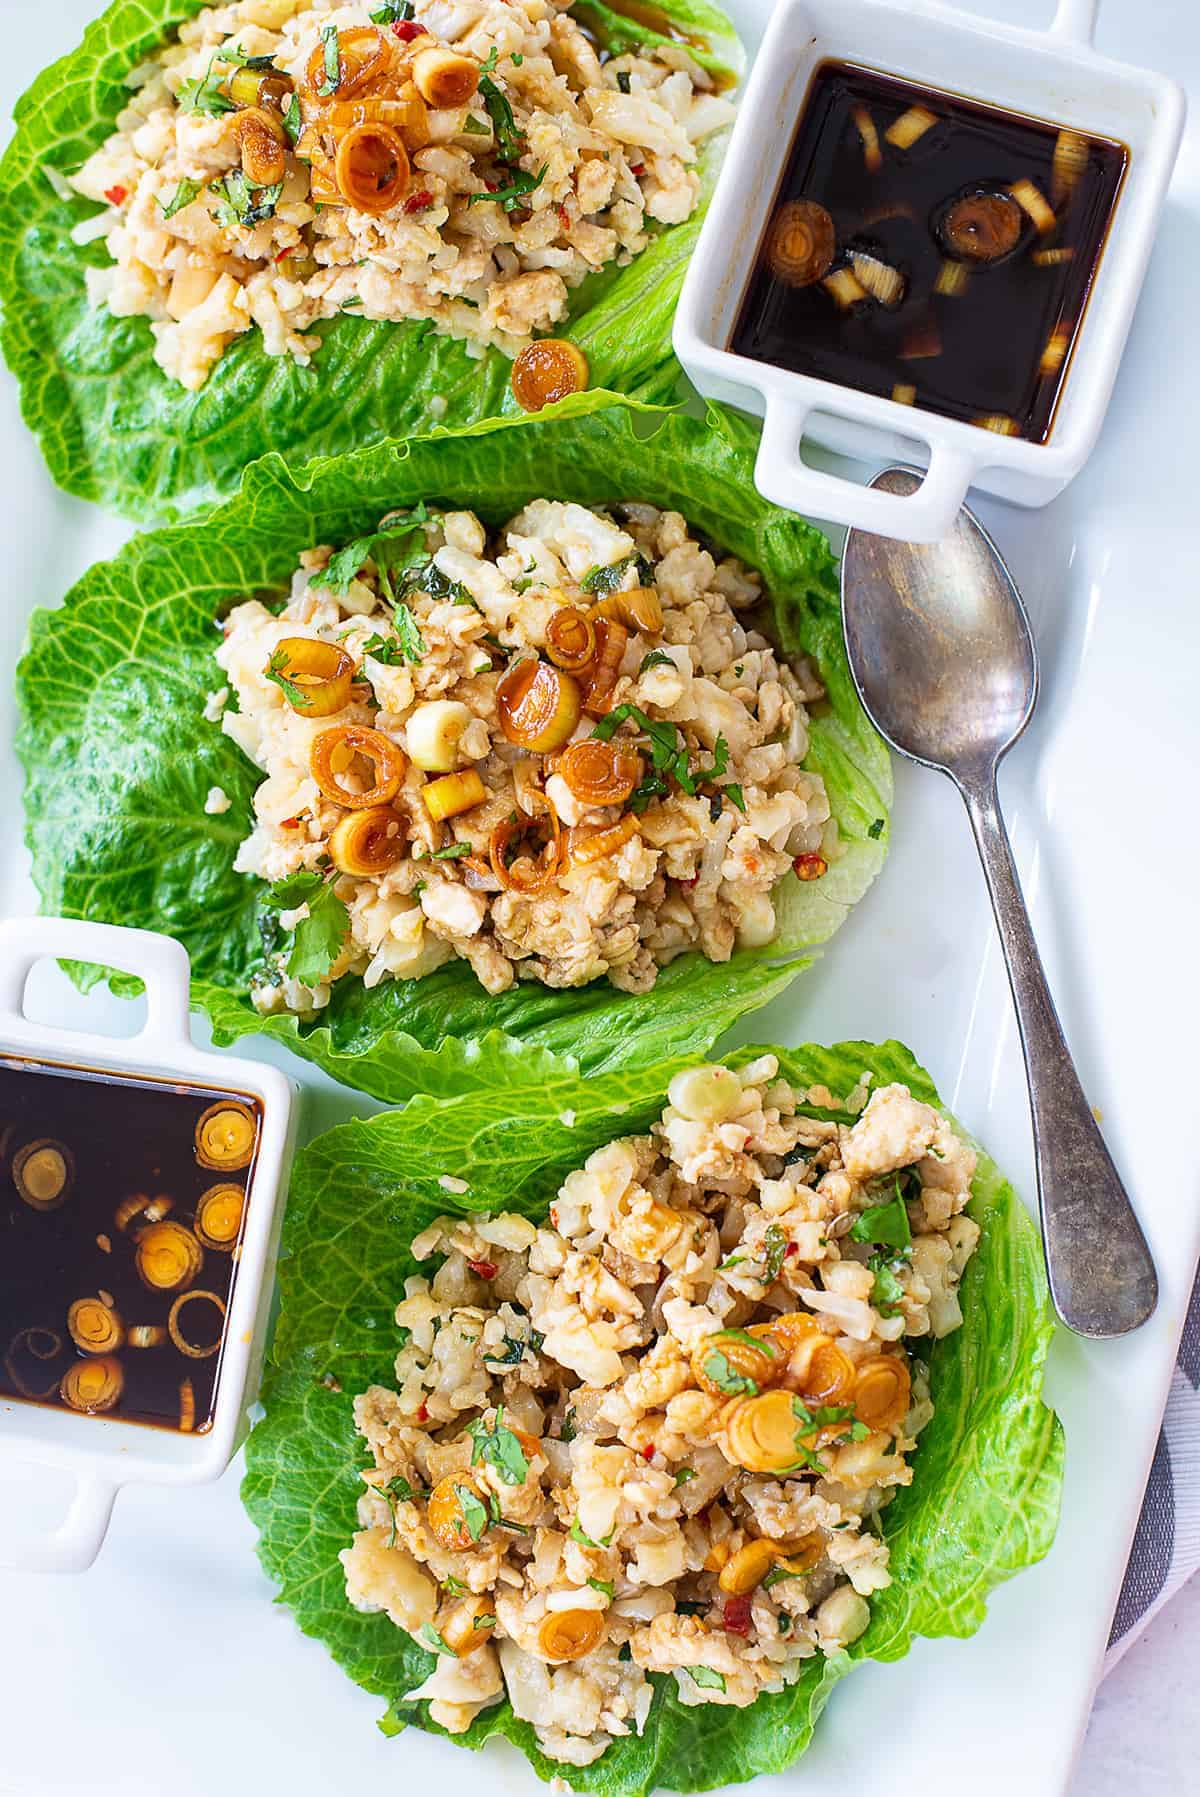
[570, 814, 640, 863]
[764, 200, 835, 287]
[196, 1101, 257, 1171]
[329, 804, 406, 875]
[135, 1221, 204, 1293]
[544, 606, 597, 673]
[411, 46, 480, 108]
[311, 724, 407, 808]
[195, 1183, 246, 1252]
[795, 1340, 857, 1407]
[510, 339, 589, 412]
[12, 1138, 74, 1212]
[496, 659, 581, 752]
[114, 1192, 174, 1236]
[168, 1290, 227, 1360]
[852, 1353, 911, 1434]
[305, 25, 391, 98]
[67, 1297, 125, 1356]
[489, 798, 564, 896]
[579, 618, 628, 716]
[558, 738, 642, 807]
[266, 636, 355, 717]
[538, 1609, 606, 1662]
[334, 121, 410, 215]
[60, 1355, 124, 1415]
[4, 1327, 66, 1400]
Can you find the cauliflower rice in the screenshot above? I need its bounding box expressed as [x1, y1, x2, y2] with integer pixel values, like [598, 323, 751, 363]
[340, 1059, 981, 1765]
[72, 0, 735, 390]
[216, 496, 835, 1006]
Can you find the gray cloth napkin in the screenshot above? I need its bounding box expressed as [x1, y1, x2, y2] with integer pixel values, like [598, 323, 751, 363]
[1106, 1265, 1200, 1667]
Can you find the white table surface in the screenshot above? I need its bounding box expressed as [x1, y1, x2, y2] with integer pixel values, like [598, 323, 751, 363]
[1, 1, 1198, 1794]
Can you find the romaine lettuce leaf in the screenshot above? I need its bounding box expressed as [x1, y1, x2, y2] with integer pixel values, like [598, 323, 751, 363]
[16, 394, 891, 1102]
[0, 0, 740, 521]
[241, 1039, 1063, 1793]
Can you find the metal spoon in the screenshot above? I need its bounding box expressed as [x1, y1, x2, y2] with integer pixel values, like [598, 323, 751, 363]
[841, 466, 1157, 1338]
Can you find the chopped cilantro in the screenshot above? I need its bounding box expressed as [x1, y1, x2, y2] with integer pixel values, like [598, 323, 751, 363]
[580, 551, 649, 596]
[869, 1254, 906, 1318]
[379, 1474, 415, 1548]
[443, 1574, 468, 1595]
[588, 1577, 614, 1600]
[762, 1565, 798, 1590]
[318, 24, 341, 96]
[392, 603, 426, 662]
[211, 169, 282, 229]
[849, 1182, 914, 1251]
[262, 869, 350, 986]
[639, 648, 675, 674]
[282, 91, 303, 145]
[473, 1613, 497, 1629]
[675, 1600, 708, 1616]
[431, 841, 472, 860]
[673, 1467, 696, 1487]
[618, 1642, 632, 1661]
[559, 1408, 578, 1443]
[701, 1348, 758, 1397]
[469, 166, 546, 213]
[360, 631, 404, 665]
[371, 0, 414, 18]
[319, 504, 430, 601]
[158, 178, 203, 219]
[570, 1518, 614, 1549]
[467, 1408, 529, 1487]
[511, 51, 524, 65]
[763, 1222, 788, 1280]
[455, 1482, 490, 1542]
[478, 54, 524, 161]
[688, 1667, 726, 1692]
[723, 782, 746, 813]
[462, 113, 490, 135]
[177, 53, 237, 116]
[416, 1624, 455, 1657]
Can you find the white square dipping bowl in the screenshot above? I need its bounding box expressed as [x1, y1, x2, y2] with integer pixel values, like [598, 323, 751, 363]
[674, 0, 1185, 541]
[0, 916, 296, 1572]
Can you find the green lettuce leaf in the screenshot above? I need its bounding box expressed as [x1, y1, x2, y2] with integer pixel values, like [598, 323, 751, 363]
[241, 1039, 1063, 1793]
[16, 395, 891, 1103]
[0, 0, 740, 521]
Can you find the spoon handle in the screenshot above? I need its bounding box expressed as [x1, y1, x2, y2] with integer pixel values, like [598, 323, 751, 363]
[960, 772, 1158, 1338]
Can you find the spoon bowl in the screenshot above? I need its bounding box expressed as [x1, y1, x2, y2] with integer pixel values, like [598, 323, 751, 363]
[841, 467, 1037, 776]
[841, 468, 1157, 1340]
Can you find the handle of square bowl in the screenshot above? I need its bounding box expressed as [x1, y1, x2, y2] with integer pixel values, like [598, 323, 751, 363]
[754, 395, 978, 543]
[1049, 0, 1098, 46]
[0, 915, 192, 1051]
[0, 1471, 118, 1574]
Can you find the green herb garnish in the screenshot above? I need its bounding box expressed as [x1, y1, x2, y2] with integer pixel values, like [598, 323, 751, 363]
[688, 1667, 726, 1692]
[701, 1348, 758, 1397]
[570, 1518, 614, 1549]
[468, 166, 546, 213]
[763, 1222, 788, 1281]
[673, 1467, 696, 1487]
[639, 649, 675, 674]
[712, 1328, 776, 1357]
[417, 1624, 455, 1657]
[430, 842, 472, 861]
[212, 169, 282, 229]
[849, 1180, 914, 1251]
[371, 0, 414, 19]
[262, 869, 350, 986]
[158, 178, 203, 219]
[588, 1577, 614, 1599]
[318, 24, 341, 96]
[468, 1408, 530, 1486]
[869, 1254, 906, 1318]
[455, 1482, 490, 1542]
[282, 91, 303, 145]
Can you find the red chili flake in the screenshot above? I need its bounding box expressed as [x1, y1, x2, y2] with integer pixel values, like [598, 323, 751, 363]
[678, 874, 699, 889]
[556, 202, 571, 231]
[393, 19, 427, 38]
[549, 1207, 560, 1229]
[784, 1241, 799, 1258]
[404, 189, 434, 215]
[417, 1402, 429, 1421]
[468, 1258, 499, 1279]
[630, 163, 645, 177]
[280, 815, 302, 829]
[641, 1443, 655, 1462]
[723, 1594, 753, 1635]
[275, 245, 294, 262]
[485, 180, 500, 193]
[103, 184, 127, 206]
[793, 852, 829, 882]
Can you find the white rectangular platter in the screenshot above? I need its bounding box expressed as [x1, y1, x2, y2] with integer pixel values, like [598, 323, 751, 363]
[0, 2, 1197, 1794]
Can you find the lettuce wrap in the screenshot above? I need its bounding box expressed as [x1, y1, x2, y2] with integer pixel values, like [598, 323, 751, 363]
[0, 0, 741, 522]
[16, 396, 891, 1102]
[241, 1038, 1064, 1792]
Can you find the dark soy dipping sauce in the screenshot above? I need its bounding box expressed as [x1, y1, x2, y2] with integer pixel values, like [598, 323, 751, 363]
[731, 61, 1128, 441]
[0, 1059, 262, 1434]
